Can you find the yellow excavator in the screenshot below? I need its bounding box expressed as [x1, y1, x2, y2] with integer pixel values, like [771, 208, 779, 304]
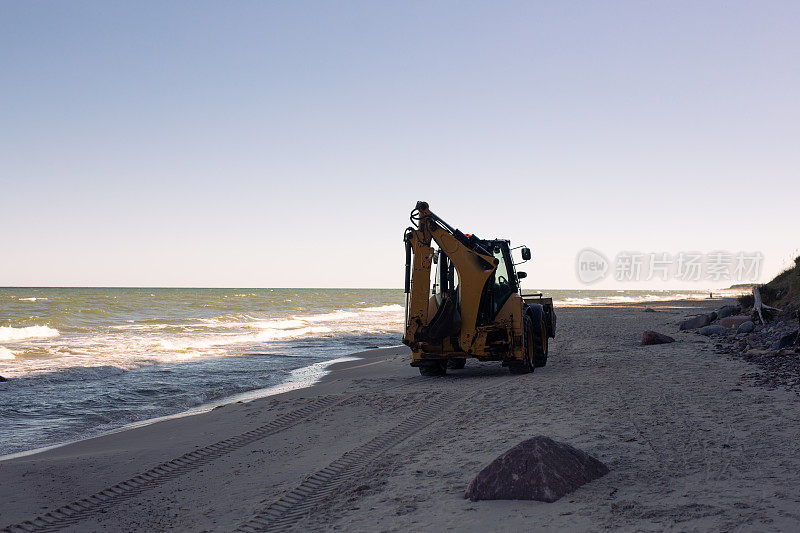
[403, 201, 556, 376]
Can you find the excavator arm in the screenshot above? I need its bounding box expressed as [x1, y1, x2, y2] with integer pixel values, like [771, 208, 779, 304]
[403, 201, 498, 354]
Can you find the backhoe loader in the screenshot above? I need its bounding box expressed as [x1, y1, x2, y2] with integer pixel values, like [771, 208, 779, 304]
[402, 201, 556, 376]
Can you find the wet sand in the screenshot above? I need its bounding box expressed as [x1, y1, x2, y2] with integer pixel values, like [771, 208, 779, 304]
[2, 298, 800, 531]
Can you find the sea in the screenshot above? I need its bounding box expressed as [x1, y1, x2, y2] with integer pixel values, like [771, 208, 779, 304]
[0, 287, 731, 456]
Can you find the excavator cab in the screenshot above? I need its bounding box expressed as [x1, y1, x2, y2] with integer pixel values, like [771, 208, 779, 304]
[403, 201, 555, 376]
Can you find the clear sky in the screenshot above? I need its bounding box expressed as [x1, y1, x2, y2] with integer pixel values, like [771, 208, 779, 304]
[2, 1, 798, 289]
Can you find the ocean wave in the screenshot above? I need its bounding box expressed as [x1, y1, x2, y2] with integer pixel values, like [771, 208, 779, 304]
[197, 308, 401, 332]
[295, 310, 359, 322]
[253, 319, 311, 330]
[5, 365, 128, 386]
[555, 293, 708, 307]
[359, 304, 404, 312]
[19, 297, 47, 302]
[195, 316, 311, 331]
[0, 347, 16, 360]
[153, 325, 335, 352]
[255, 326, 332, 341]
[0, 325, 60, 342]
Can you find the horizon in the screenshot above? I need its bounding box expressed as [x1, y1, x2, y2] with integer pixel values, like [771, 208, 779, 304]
[0, 285, 754, 292]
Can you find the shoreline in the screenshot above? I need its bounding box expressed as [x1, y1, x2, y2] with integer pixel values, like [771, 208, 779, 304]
[5, 297, 800, 531]
[0, 345, 416, 462]
[0, 353, 374, 462]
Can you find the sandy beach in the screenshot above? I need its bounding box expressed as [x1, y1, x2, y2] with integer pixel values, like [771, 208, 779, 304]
[2, 297, 800, 532]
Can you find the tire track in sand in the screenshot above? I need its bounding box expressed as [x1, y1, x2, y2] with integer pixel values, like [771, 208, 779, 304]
[2, 395, 346, 533]
[236, 375, 519, 532]
[235, 391, 460, 532]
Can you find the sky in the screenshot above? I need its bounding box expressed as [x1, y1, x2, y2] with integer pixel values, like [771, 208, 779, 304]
[1, 1, 798, 289]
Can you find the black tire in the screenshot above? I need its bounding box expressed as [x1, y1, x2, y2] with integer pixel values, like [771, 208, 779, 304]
[447, 358, 466, 370]
[419, 360, 447, 376]
[509, 315, 534, 374]
[529, 305, 548, 368]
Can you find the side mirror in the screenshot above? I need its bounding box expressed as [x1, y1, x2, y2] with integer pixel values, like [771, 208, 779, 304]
[521, 247, 531, 261]
[517, 271, 527, 279]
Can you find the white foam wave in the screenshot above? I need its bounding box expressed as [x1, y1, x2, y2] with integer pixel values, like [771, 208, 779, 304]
[255, 326, 332, 341]
[19, 297, 47, 302]
[359, 304, 404, 312]
[153, 325, 334, 353]
[198, 308, 401, 332]
[296, 310, 359, 322]
[0, 303, 404, 379]
[555, 293, 708, 307]
[0, 325, 60, 342]
[156, 338, 223, 351]
[252, 319, 308, 330]
[229, 356, 359, 401]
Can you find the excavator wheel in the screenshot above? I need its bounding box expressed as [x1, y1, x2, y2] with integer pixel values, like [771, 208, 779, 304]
[419, 360, 447, 376]
[530, 305, 549, 368]
[447, 358, 466, 370]
[509, 315, 534, 374]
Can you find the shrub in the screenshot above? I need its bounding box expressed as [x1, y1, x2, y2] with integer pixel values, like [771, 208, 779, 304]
[760, 285, 778, 304]
[739, 293, 755, 308]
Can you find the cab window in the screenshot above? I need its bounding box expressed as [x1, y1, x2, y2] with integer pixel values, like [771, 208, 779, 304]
[491, 245, 513, 316]
[433, 249, 459, 305]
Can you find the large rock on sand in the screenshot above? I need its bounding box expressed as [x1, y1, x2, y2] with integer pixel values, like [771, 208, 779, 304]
[641, 331, 675, 345]
[464, 436, 608, 502]
[719, 316, 752, 329]
[716, 305, 742, 320]
[737, 321, 755, 334]
[679, 313, 716, 330]
[774, 331, 799, 350]
[699, 325, 728, 336]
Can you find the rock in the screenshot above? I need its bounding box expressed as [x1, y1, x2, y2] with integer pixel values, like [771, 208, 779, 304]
[464, 436, 608, 502]
[716, 305, 742, 320]
[0, 375, 6, 382]
[773, 331, 799, 350]
[641, 331, 676, 345]
[737, 321, 755, 334]
[679, 313, 716, 330]
[644, 307, 656, 313]
[719, 316, 752, 329]
[699, 325, 728, 336]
